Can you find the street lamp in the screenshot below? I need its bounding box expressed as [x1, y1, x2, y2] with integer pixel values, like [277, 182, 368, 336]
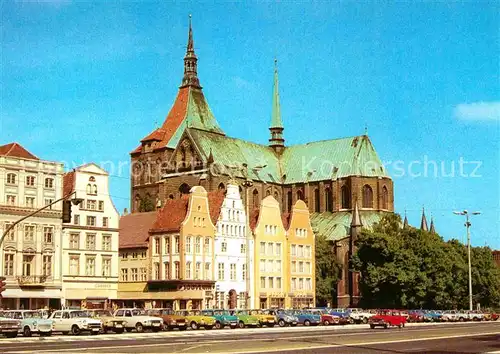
[453, 210, 481, 311]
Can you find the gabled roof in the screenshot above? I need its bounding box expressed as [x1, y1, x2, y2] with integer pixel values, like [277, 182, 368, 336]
[0, 142, 39, 160]
[119, 212, 157, 249]
[63, 171, 75, 197]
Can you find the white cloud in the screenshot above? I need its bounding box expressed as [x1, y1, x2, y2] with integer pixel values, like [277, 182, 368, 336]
[454, 101, 500, 122]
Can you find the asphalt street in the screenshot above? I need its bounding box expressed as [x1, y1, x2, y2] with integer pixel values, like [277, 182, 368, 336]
[1, 322, 499, 353]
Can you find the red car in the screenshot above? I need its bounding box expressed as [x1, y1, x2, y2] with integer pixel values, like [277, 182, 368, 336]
[369, 310, 407, 329]
[307, 309, 338, 326]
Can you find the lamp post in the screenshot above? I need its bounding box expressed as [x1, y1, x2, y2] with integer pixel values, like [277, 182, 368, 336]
[453, 210, 481, 311]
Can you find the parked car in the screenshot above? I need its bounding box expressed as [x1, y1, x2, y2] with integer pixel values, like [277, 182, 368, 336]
[230, 310, 261, 328]
[201, 309, 238, 329]
[5, 310, 53, 337]
[113, 308, 162, 333]
[249, 309, 277, 327]
[290, 310, 321, 326]
[0, 312, 21, 338]
[264, 309, 298, 327]
[408, 310, 425, 323]
[147, 308, 187, 331]
[441, 310, 459, 322]
[50, 310, 102, 335]
[306, 309, 338, 325]
[87, 309, 126, 334]
[369, 310, 406, 329]
[329, 308, 352, 324]
[422, 310, 443, 322]
[176, 310, 216, 330]
[347, 308, 374, 324]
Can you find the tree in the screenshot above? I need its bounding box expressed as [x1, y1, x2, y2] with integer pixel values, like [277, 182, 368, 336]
[138, 196, 155, 212]
[315, 234, 342, 307]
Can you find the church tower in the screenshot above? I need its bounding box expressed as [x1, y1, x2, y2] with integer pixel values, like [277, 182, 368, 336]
[269, 59, 285, 153]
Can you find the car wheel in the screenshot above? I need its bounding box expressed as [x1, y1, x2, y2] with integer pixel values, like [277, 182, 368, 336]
[304, 320, 311, 326]
[459, 317, 464, 322]
[71, 325, 81, 335]
[238, 321, 245, 329]
[215, 322, 222, 330]
[135, 323, 144, 333]
[23, 326, 32, 337]
[163, 323, 171, 331]
[323, 320, 330, 326]
[370, 324, 375, 329]
[362, 317, 369, 324]
[278, 319, 286, 327]
[5, 332, 17, 338]
[190, 321, 199, 330]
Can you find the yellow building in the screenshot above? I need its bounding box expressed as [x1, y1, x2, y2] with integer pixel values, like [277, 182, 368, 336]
[250, 197, 315, 309]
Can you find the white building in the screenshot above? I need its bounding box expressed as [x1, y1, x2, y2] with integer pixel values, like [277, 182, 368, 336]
[214, 183, 252, 309]
[0, 143, 64, 310]
[62, 163, 119, 309]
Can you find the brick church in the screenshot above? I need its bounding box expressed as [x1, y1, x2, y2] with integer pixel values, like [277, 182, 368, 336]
[129, 19, 394, 307]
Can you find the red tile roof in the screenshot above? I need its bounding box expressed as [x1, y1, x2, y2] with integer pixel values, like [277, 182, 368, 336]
[63, 171, 75, 197]
[119, 211, 157, 249]
[0, 142, 39, 160]
[140, 129, 164, 142]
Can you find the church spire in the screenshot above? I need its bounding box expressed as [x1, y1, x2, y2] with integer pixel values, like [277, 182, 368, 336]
[429, 216, 436, 234]
[403, 210, 409, 229]
[269, 59, 285, 152]
[181, 15, 201, 89]
[420, 207, 428, 231]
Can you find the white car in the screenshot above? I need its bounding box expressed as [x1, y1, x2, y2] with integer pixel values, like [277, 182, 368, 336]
[5, 310, 54, 337]
[441, 311, 459, 322]
[113, 308, 162, 333]
[50, 310, 102, 335]
[347, 308, 375, 324]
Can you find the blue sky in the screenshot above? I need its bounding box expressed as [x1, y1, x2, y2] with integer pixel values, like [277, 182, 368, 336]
[1, 1, 499, 248]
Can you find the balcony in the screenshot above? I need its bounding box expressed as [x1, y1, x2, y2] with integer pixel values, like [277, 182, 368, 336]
[16, 275, 48, 287]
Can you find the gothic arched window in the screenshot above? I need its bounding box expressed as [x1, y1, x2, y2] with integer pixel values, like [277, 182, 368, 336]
[341, 185, 350, 209]
[314, 188, 320, 212]
[296, 189, 304, 201]
[325, 188, 333, 212]
[287, 191, 293, 212]
[362, 185, 373, 208]
[179, 183, 191, 196]
[382, 186, 389, 210]
[218, 183, 225, 191]
[252, 189, 260, 209]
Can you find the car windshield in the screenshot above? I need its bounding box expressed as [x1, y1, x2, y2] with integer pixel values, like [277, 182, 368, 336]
[70, 311, 89, 318]
[250, 310, 263, 315]
[132, 310, 146, 316]
[93, 310, 112, 317]
[5, 312, 23, 319]
[161, 309, 174, 316]
[237, 310, 249, 315]
[23, 311, 42, 319]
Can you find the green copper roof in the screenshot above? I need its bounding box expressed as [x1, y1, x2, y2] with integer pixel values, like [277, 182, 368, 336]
[270, 60, 283, 129]
[310, 211, 389, 241]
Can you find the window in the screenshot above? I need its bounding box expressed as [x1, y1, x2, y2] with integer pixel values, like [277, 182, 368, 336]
[291, 244, 296, 256]
[6, 195, 16, 206]
[267, 242, 273, 255]
[120, 268, 128, 281]
[306, 278, 312, 290]
[195, 236, 201, 254]
[259, 259, 266, 272]
[164, 262, 170, 279]
[325, 187, 333, 212]
[242, 264, 247, 281]
[252, 189, 260, 209]
[268, 277, 274, 289]
[341, 185, 350, 209]
[299, 261, 304, 273]
[314, 188, 320, 212]
[240, 244, 246, 254]
[44, 198, 54, 209]
[275, 243, 281, 256]
[174, 262, 180, 279]
[299, 278, 304, 290]
[102, 257, 111, 276]
[85, 257, 95, 276]
[205, 263, 211, 280]
[73, 214, 80, 225]
[382, 186, 389, 209]
[362, 185, 373, 208]
[154, 262, 160, 280]
[306, 262, 311, 273]
[6, 173, 16, 184]
[44, 178, 54, 189]
[22, 255, 34, 276]
[154, 237, 160, 255]
[276, 277, 282, 289]
[291, 261, 297, 273]
[204, 237, 210, 254]
[98, 201, 104, 211]
[4, 253, 14, 276]
[102, 217, 109, 227]
[43, 227, 53, 243]
[185, 236, 192, 253]
[291, 278, 296, 290]
[260, 276, 266, 288]
[132, 252, 138, 259]
[86, 200, 97, 210]
[42, 255, 52, 276]
[5, 223, 14, 241]
[287, 190, 293, 212]
[218, 263, 225, 280]
[305, 245, 311, 258]
[174, 236, 180, 253]
[140, 267, 147, 281]
[221, 241, 227, 253]
[102, 235, 111, 251]
[86, 216, 96, 226]
[165, 237, 171, 254]
[185, 262, 192, 279]
[86, 234, 96, 250]
[24, 225, 35, 242]
[298, 245, 304, 257]
[230, 263, 237, 281]
[25, 197, 35, 208]
[131, 268, 138, 281]
[297, 189, 304, 201]
[69, 255, 80, 275]
[70, 233, 79, 249]
[267, 259, 273, 272]
[260, 242, 266, 255]
[195, 262, 201, 279]
[275, 260, 282, 273]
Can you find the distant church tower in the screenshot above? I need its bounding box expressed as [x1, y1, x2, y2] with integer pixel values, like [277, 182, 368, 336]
[269, 59, 285, 153]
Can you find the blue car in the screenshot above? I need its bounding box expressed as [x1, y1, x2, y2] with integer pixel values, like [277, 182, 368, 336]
[329, 308, 353, 324]
[290, 310, 321, 326]
[201, 310, 238, 329]
[264, 309, 298, 327]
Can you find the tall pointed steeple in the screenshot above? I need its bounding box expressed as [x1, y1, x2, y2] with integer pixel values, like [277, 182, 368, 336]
[181, 15, 201, 88]
[429, 216, 436, 234]
[403, 210, 409, 229]
[420, 207, 428, 231]
[269, 59, 285, 153]
[351, 201, 363, 228]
